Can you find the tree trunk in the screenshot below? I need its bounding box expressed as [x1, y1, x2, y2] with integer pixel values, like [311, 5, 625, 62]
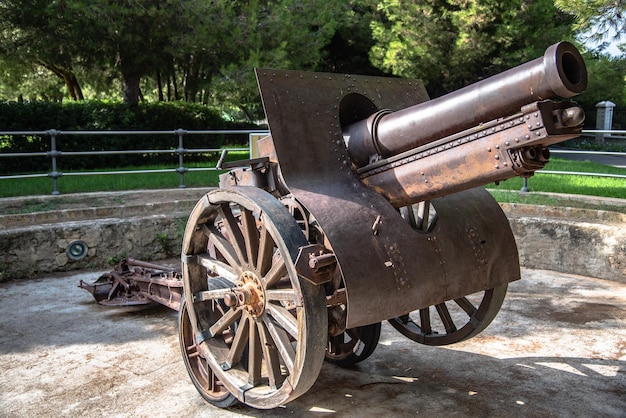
[67, 73, 84, 100]
[156, 71, 164, 102]
[122, 73, 141, 106]
[166, 74, 172, 101]
[238, 104, 254, 123]
[37, 61, 84, 101]
[172, 66, 180, 100]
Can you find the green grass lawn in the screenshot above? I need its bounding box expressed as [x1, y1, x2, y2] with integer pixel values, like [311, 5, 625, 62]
[1, 157, 624, 205]
[0, 167, 225, 197]
[489, 158, 625, 199]
[0, 151, 249, 198]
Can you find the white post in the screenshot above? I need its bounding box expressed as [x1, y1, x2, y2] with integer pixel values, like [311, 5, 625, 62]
[595, 101, 615, 143]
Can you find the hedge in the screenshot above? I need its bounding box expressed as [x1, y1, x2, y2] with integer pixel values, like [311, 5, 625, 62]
[0, 101, 259, 174]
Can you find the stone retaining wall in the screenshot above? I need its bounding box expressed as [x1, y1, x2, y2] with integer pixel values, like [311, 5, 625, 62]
[502, 204, 626, 284]
[0, 213, 189, 279]
[1, 200, 625, 283]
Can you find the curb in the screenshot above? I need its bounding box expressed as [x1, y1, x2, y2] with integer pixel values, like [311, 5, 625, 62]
[1, 190, 625, 283]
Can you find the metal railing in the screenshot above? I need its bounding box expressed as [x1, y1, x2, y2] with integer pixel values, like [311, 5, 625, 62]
[519, 130, 626, 192]
[0, 129, 269, 194]
[0, 129, 624, 195]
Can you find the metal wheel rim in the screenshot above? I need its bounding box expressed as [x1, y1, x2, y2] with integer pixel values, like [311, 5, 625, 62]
[180, 187, 327, 408]
[325, 322, 381, 366]
[178, 294, 237, 407]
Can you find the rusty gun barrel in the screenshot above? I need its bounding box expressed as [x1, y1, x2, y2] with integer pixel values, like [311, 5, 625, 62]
[344, 42, 587, 167]
[342, 42, 588, 206]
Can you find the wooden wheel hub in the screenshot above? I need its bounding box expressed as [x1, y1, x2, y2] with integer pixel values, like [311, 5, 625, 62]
[223, 271, 265, 317]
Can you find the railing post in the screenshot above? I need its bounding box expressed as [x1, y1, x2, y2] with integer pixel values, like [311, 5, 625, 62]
[46, 129, 62, 195]
[520, 176, 529, 193]
[595, 101, 615, 144]
[175, 128, 188, 188]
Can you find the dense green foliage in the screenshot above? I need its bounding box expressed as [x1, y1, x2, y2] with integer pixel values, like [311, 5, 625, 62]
[0, 0, 346, 114]
[574, 53, 626, 122]
[0, 1, 624, 124]
[555, 0, 625, 53]
[0, 101, 256, 173]
[370, 0, 576, 96]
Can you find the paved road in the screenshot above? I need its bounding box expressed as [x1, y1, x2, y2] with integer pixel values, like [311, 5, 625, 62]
[551, 149, 626, 168]
[1, 268, 624, 417]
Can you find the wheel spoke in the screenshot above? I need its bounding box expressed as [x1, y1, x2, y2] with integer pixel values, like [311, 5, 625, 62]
[419, 308, 432, 334]
[256, 223, 275, 277]
[262, 256, 287, 289]
[205, 357, 214, 391]
[218, 204, 248, 267]
[435, 303, 457, 334]
[205, 225, 241, 276]
[198, 255, 238, 282]
[208, 307, 242, 338]
[223, 312, 249, 370]
[454, 296, 478, 317]
[248, 316, 263, 386]
[257, 319, 283, 389]
[416, 201, 429, 231]
[266, 303, 298, 339]
[263, 315, 296, 375]
[265, 289, 297, 303]
[240, 208, 260, 272]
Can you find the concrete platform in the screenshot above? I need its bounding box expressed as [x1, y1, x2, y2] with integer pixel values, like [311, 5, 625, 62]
[0, 267, 624, 417]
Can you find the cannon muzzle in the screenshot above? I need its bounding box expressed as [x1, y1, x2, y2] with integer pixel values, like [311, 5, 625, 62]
[344, 42, 587, 167]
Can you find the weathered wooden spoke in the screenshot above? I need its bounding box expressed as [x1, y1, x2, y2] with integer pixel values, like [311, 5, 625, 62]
[266, 303, 299, 339]
[180, 187, 327, 409]
[205, 225, 241, 276]
[208, 307, 242, 339]
[435, 302, 456, 334]
[178, 295, 237, 408]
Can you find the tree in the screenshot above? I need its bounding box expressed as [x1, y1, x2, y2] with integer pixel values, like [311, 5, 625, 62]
[555, 0, 625, 53]
[369, 0, 576, 96]
[317, 0, 387, 75]
[0, 0, 86, 100]
[575, 52, 626, 110]
[0, 0, 346, 109]
[71, 0, 216, 106]
[206, 0, 347, 121]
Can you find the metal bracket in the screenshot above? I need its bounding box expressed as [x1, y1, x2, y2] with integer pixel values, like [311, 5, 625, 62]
[295, 244, 336, 285]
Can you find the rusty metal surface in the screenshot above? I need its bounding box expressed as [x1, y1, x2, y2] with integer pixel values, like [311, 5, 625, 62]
[359, 100, 583, 205]
[78, 257, 183, 311]
[344, 42, 587, 165]
[256, 69, 520, 328]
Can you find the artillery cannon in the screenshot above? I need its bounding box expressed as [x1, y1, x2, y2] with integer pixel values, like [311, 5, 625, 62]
[179, 42, 587, 409]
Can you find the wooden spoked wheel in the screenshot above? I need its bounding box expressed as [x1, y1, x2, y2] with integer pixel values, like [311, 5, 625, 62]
[178, 277, 238, 407]
[180, 187, 327, 409]
[387, 285, 507, 346]
[389, 201, 508, 346]
[325, 322, 381, 367]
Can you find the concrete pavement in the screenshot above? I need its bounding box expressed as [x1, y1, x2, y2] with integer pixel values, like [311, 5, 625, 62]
[0, 267, 624, 417]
